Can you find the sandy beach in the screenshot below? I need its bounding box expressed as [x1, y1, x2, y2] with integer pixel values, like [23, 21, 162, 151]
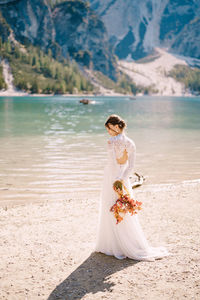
[0, 180, 199, 300]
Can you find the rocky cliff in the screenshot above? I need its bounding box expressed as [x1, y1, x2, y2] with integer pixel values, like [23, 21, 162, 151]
[0, 0, 200, 82]
[0, 0, 117, 79]
[87, 0, 200, 60]
[171, 16, 200, 59]
[0, 0, 55, 49]
[52, 1, 116, 79]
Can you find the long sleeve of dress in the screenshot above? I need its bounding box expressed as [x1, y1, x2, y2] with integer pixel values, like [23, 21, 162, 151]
[114, 138, 136, 181]
[120, 139, 136, 180]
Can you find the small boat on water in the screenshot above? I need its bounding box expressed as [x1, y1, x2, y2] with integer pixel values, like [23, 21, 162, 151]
[129, 96, 136, 100]
[79, 99, 95, 104]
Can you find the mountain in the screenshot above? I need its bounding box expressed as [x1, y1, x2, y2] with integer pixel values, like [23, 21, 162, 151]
[1, 0, 200, 74]
[87, 0, 200, 60]
[171, 16, 200, 59]
[52, 1, 116, 79]
[0, 0, 117, 79]
[0, 0, 55, 49]
[0, 0, 200, 95]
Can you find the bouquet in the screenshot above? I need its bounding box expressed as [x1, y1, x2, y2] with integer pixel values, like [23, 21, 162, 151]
[110, 180, 142, 224]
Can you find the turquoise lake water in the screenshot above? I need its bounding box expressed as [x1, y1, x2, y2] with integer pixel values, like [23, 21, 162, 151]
[0, 95, 200, 204]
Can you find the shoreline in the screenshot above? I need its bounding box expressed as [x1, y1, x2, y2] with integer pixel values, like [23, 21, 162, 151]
[0, 90, 197, 98]
[1, 178, 200, 209]
[0, 180, 199, 299]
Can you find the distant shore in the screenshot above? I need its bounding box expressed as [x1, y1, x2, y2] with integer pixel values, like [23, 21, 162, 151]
[0, 89, 133, 98]
[0, 90, 126, 97]
[0, 90, 195, 98]
[0, 180, 200, 299]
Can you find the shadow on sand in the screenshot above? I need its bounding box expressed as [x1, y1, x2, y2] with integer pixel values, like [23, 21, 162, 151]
[47, 251, 139, 299]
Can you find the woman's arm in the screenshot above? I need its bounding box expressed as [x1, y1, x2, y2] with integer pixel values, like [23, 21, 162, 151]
[115, 139, 136, 181]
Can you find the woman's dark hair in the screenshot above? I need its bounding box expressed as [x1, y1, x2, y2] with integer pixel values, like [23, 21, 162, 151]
[105, 114, 127, 130]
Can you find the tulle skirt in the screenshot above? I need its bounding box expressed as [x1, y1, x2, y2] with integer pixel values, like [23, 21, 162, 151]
[94, 165, 170, 261]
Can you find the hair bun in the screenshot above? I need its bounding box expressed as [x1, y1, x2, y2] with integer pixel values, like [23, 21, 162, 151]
[118, 120, 125, 129]
[105, 114, 127, 130]
[118, 121, 123, 128]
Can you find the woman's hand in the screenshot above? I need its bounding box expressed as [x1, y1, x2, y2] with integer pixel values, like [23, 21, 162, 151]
[113, 180, 123, 196]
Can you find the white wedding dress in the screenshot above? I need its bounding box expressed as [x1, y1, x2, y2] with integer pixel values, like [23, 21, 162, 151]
[94, 132, 170, 261]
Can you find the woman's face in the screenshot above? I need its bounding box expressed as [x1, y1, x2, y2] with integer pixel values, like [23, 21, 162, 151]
[106, 123, 121, 136]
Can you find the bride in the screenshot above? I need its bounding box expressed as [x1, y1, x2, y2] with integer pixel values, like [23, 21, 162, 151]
[94, 114, 170, 261]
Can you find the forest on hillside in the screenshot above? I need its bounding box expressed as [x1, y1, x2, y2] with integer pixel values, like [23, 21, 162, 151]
[0, 39, 94, 94]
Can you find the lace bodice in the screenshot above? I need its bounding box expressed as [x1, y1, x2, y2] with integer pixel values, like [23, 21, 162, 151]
[107, 132, 136, 181]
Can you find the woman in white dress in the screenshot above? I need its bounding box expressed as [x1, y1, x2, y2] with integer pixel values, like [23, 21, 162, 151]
[94, 114, 170, 261]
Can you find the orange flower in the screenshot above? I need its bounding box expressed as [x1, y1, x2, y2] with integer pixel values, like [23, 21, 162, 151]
[110, 182, 142, 224]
